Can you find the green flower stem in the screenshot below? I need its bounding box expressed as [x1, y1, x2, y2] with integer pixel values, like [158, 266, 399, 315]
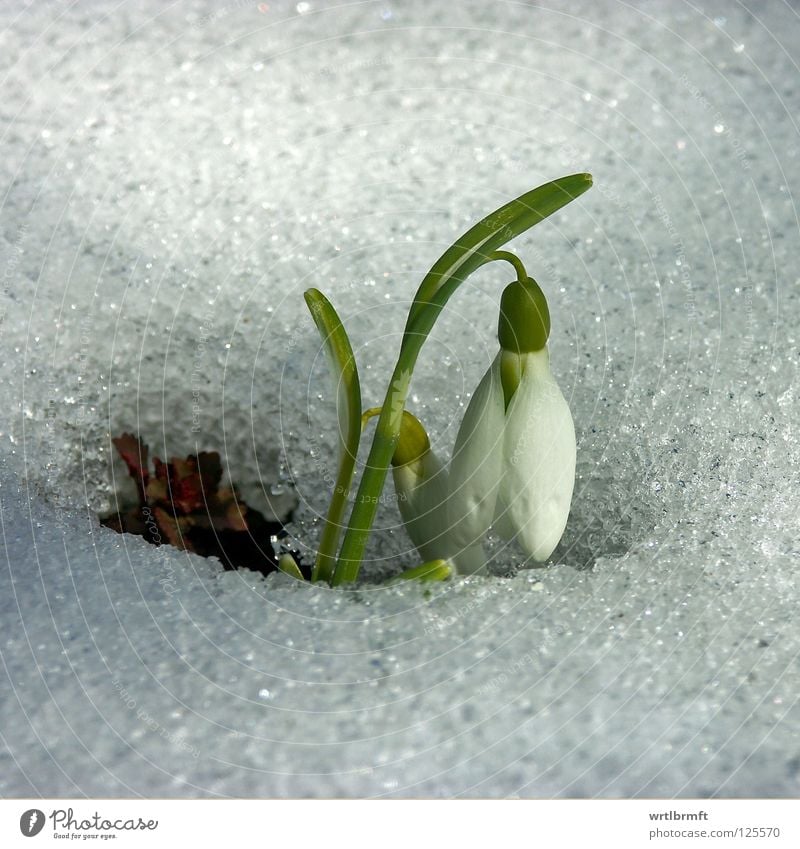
[489, 250, 528, 282]
[331, 174, 593, 585]
[330, 380, 403, 584]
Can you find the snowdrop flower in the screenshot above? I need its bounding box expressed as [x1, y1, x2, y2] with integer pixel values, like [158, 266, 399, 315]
[390, 411, 485, 574]
[447, 274, 576, 568]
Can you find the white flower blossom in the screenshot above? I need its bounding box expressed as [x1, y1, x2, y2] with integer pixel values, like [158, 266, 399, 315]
[390, 412, 485, 574]
[393, 273, 576, 574]
[446, 275, 576, 569]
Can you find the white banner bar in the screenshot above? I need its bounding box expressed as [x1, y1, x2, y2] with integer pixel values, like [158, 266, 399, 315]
[3, 799, 798, 848]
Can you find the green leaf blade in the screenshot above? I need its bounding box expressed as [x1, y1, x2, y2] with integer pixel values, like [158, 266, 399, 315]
[403, 173, 592, 340]
[303, 288, 362, 583]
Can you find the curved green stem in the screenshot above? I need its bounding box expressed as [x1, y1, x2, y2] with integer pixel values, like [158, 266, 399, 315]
[331, 174, 593, 584]
[488, 250, 528, 282]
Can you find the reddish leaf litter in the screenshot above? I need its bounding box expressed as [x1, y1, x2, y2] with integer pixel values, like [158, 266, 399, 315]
[101, 433, 305, 577]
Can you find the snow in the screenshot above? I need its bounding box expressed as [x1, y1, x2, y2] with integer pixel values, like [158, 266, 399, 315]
[1, 0, 799, 797]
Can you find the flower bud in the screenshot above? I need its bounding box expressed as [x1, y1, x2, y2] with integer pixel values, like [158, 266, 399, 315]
[391, 410, 430, 469]
[392, 410, 485, 574]
[497, 277, 550, 354]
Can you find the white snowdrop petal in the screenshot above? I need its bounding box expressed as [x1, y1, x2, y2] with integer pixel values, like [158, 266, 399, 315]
[495, 349, 576, 561]
[394, 450, 452, 563]
[393, 444, 489, 573]
[446, 352, 506, 551]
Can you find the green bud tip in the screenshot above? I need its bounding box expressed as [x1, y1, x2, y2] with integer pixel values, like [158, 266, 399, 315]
[392, 410, 430, 467]
[278, 553, 304, 580]
[361, 407, 431, 468]
[497, 277, 551, 354]
[397, 559, 452, 582]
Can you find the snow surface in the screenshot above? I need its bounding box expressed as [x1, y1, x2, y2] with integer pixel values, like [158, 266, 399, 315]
[1, 0, 799, 797]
